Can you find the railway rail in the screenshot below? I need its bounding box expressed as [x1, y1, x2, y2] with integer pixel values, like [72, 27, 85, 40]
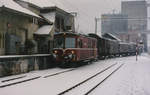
[43, 68, 76, 78]
[0, 76, 40, 88]
[58, 63, 124, 95]
[1, 75, 27, 83]
[0, 61, 124, 95]
[0, 68, 78, 88]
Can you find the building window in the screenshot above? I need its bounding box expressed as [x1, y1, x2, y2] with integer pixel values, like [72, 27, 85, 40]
[32, 18, 38, 24]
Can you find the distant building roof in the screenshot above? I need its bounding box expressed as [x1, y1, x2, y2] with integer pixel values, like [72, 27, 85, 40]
[18, 0, 70, 12]
[102, 33, 121, 41]
[0, 0, 40, 18]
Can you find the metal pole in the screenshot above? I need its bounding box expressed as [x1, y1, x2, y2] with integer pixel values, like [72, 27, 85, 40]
[136, 39, 138, 61]
[95, 17, 97, 34]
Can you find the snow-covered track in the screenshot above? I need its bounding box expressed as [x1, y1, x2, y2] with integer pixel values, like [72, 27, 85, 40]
[1, 75, 27, 83]
[0, 76, 40, 88]
[85, 64, 124, 95]
[43, 68, 76, 78]
[58, 63, 123, 95]
[0, 68, 77, 88]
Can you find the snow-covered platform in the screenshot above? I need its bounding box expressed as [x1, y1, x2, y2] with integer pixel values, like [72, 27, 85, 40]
[0, 54, 150, 95]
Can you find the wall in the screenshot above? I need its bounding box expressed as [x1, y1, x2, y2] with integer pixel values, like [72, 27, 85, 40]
[0, 11, 5, 55]
[0, 54, 54, 77]
[0, 10, 39, 55]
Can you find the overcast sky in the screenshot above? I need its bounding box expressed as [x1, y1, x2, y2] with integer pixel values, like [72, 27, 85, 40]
[59, 0, 149, 35]
[61, 0, 121, 35]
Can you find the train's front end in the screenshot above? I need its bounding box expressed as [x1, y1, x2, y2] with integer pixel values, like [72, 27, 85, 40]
[53, 33, 77, 66]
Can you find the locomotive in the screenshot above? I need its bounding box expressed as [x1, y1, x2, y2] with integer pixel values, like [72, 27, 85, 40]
[53, 32, 136, 67]
[53, 32, 97, 67]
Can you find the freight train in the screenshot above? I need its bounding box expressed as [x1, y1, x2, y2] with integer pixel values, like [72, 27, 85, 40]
[53, 32, 136, 67]
[88, 33, 136, 59]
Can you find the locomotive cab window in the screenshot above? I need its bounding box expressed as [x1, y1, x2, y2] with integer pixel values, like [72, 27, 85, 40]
[65, 37, 76, 48]
[54, 37, 64, 48]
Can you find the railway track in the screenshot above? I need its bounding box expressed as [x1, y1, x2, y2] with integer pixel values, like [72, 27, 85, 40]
[58, 63, 124, 95]
[0, 76, 40, 88]
[0, 68, 77, 88]
[43, 68, 76, 78]
[0, 62, 123, 92]
[1, 75, 27, 83]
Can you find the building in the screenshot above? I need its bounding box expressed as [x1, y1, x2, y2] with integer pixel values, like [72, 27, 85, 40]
[0, 0, 41, 55]
[16, 0, 75, 53]
[121, 0, 148, 51]
[16, 0, 75, 33]
[101, 14, 128, 36]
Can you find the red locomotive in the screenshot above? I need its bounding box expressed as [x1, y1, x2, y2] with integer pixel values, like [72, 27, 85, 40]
[53, 32, 97, 67]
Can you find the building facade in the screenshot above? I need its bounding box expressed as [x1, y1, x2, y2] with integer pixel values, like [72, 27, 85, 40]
[16, 0, 75, 53]
[121, 0, 148, 51]
[0, 0, 41, 55]
[101, 14, 128, 35]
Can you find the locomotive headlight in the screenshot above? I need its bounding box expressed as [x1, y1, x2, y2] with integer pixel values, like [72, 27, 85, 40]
[54, 50, 58, 54]
[71, 51, 75, 54]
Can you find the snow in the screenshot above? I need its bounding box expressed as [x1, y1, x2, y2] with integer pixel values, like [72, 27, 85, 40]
[0, 68, 73, 85]
[34, 25, 54, 35]
[19, 0, 70, 12]
[0, 0, 40, 18]
[65, 63, 122, 95]
[103, 33, 122, 41]
[0, 59, 117, 95]
[91, 54, 150, 95]
[0, 54, 150, 95]
[41, 12, 56, 23]
[0, 54, 51, 59]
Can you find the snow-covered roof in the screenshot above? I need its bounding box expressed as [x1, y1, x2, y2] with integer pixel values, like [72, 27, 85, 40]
[34, 25, 54, 35]
[19, 0, 70, 12]
[41, 12, 56, 23]
[0, 54, 51, 59]
[103, 33, 121, 41]
[0, 0, 40, 18]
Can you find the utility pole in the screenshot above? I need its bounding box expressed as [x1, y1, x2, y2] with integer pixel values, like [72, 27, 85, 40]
[95, 17, 101, 34]
[95, 17, 98, 34]
[136, 39, 138, 61]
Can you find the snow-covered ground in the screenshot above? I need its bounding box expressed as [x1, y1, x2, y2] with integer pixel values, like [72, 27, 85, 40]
[91, 54, 150, 95]
[0, 54, 150, 95]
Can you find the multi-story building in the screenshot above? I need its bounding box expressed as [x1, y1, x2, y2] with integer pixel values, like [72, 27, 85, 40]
[16, 0, 75, 53]
[101, 14, 128, 35]
[121, 0, 148, 51]
[0, 0, 75, 55]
